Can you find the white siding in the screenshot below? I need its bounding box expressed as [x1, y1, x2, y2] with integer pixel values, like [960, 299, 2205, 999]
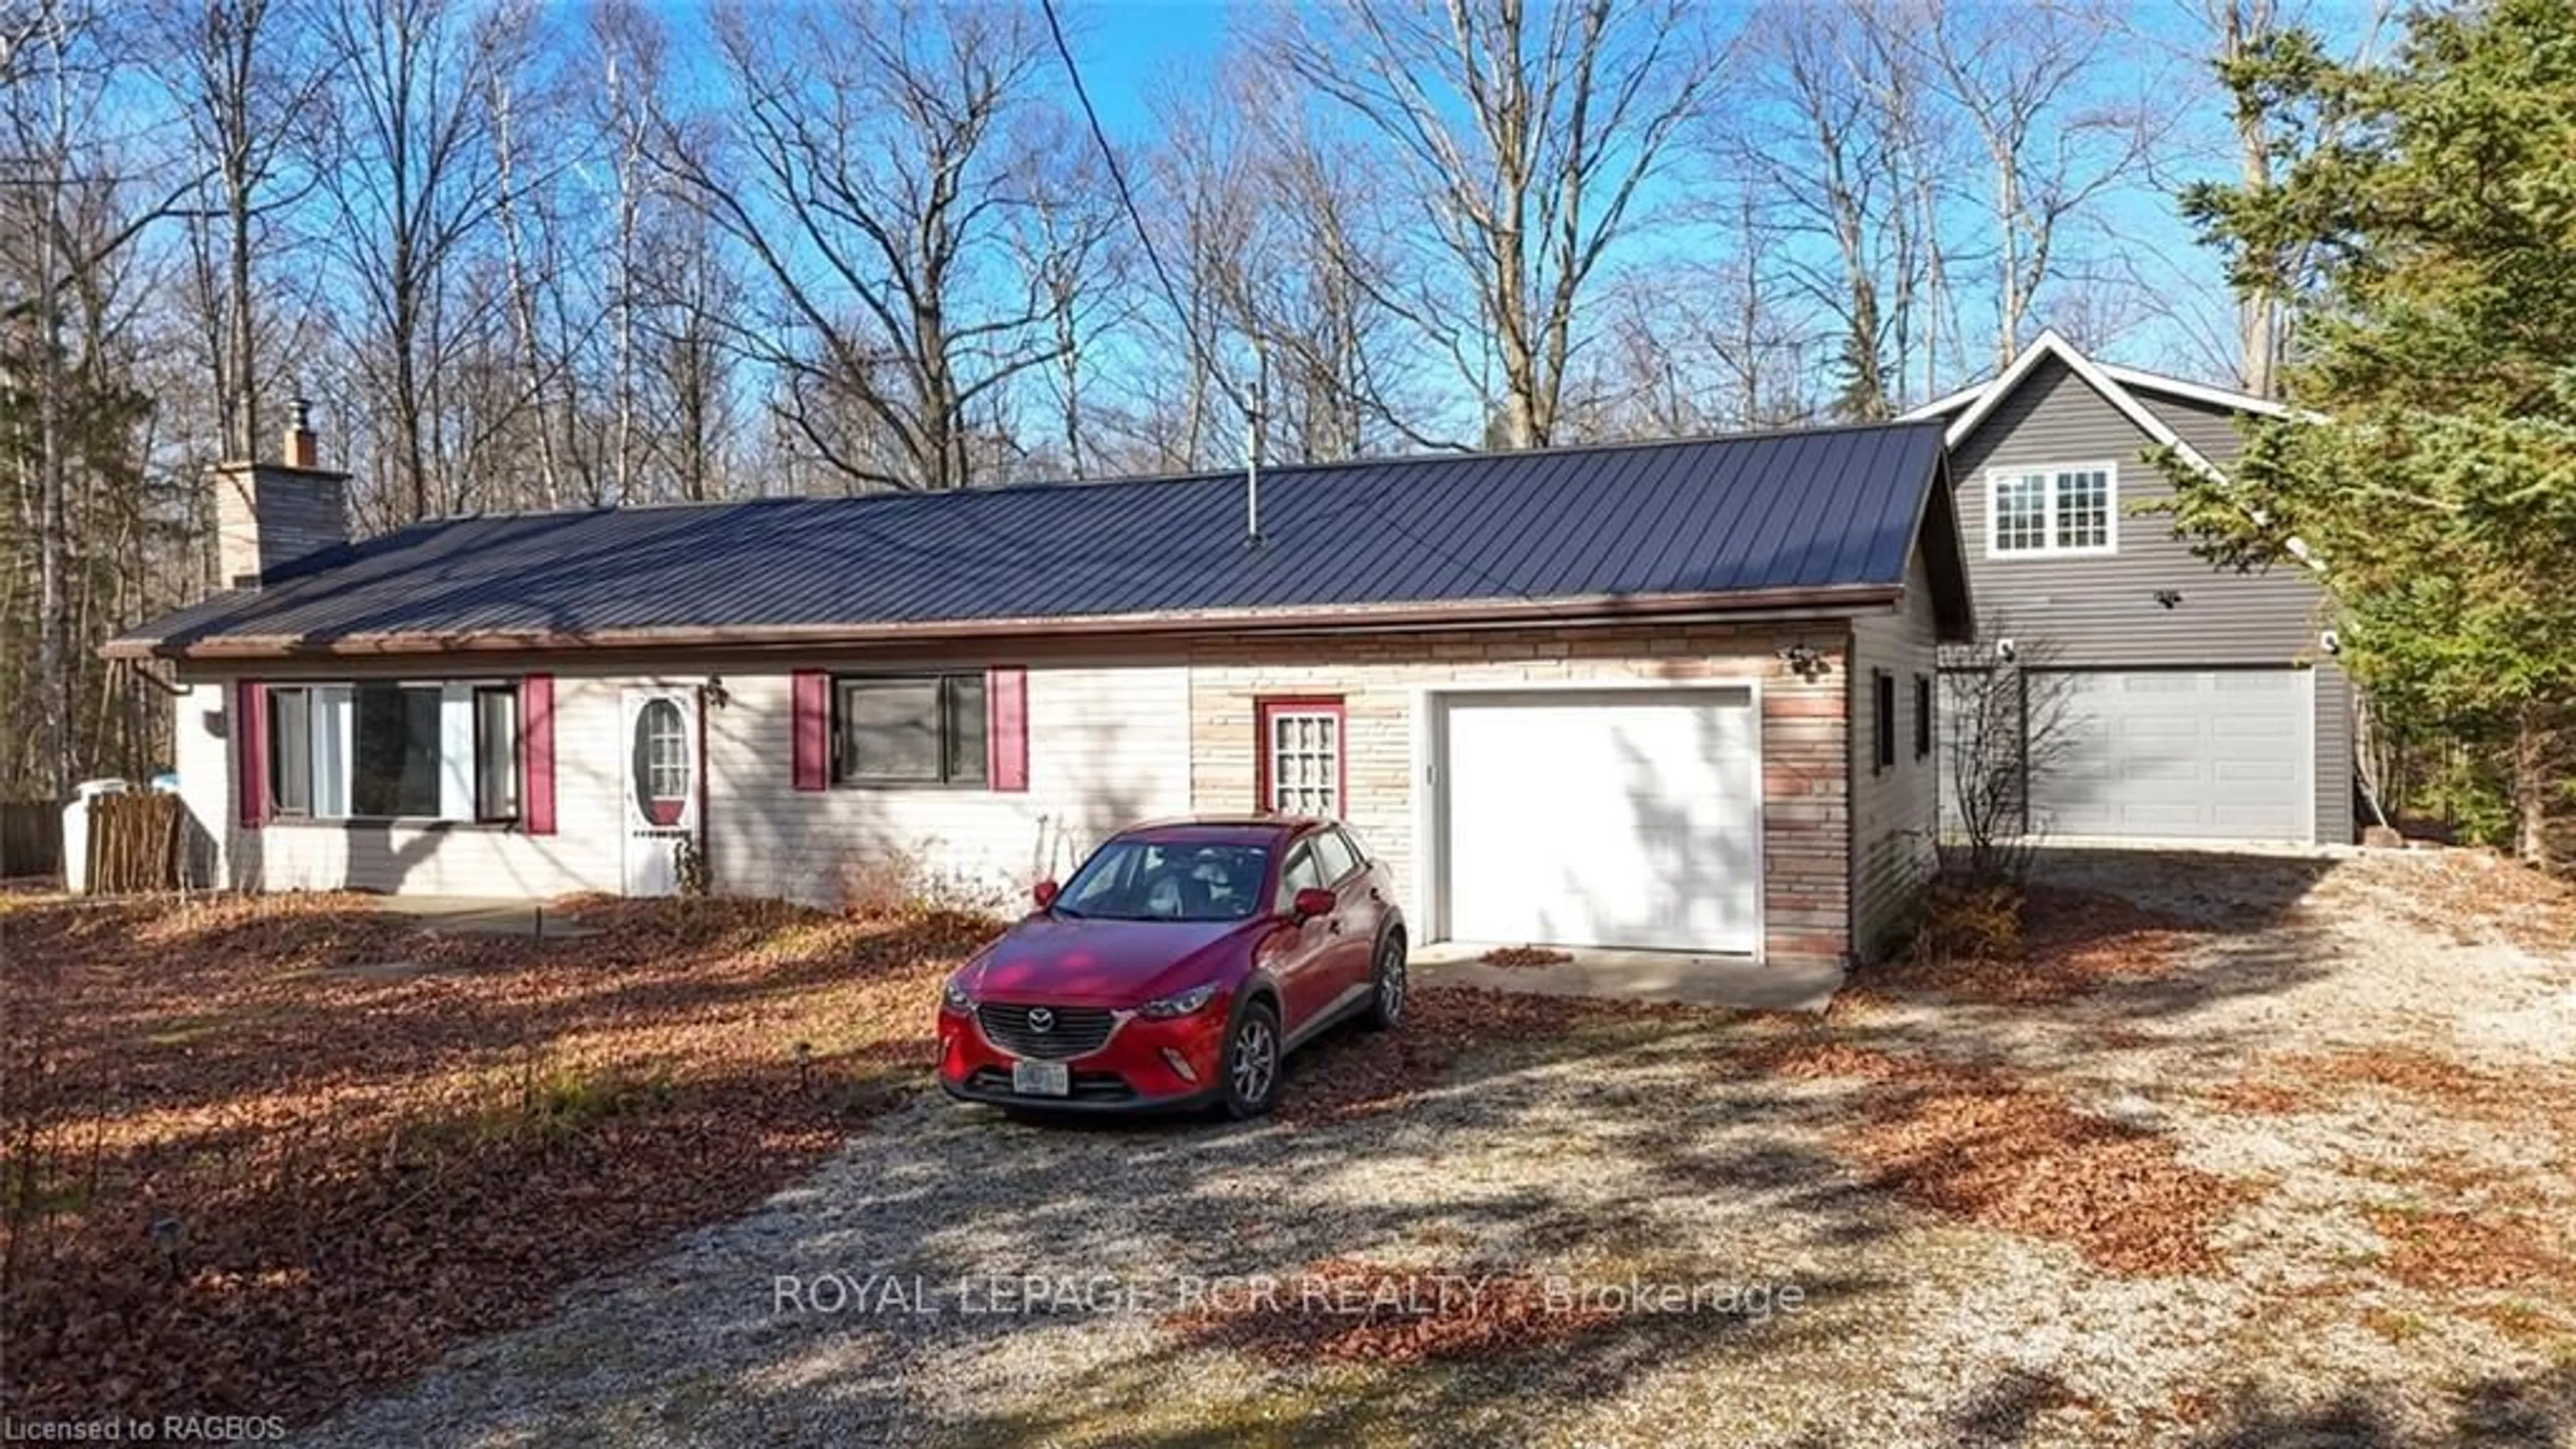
[172, 683, 232, 890]
[708, 665, 1192, 910]
[191, 674, 625, 898]
[176, 663, 1188, 904]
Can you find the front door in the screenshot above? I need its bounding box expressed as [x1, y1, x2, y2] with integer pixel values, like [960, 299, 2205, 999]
[621, 688, 700, 896]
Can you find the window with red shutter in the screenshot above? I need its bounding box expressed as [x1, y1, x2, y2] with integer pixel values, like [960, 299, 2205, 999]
[987, 667, 1028, 792]
[791, 671, 829, 792]
[235, 680, 267, 829]
[520, 675, 557, 835]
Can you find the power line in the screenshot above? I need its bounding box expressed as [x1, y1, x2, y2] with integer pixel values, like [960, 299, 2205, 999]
[1036, 0, 1255, 425]
[1034, 1, 1529, 598]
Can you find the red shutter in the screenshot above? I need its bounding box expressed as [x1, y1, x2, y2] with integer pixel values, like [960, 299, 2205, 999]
[792, 671, 830, 792]
[987, 667, 1028, 792]
[521, 675, 557, 835]
[235, 680, 267, 830]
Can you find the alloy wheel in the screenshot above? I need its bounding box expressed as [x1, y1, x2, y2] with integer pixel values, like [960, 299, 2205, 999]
[1376, 938, 1407, 1024]
[1231, 1016, 1277, 1106]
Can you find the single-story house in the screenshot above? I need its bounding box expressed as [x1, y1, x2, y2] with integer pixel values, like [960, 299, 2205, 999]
[105, 417, 1974, 969]
[1904, 329, 2352, 844]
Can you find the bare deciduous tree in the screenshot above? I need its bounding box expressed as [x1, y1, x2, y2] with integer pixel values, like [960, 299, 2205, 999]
[1728, 0, 1929, 421]
[315, 0, 539, 522]
[1938, 621, 2078, 882]
[1921, 0, 2159, 372]
[148, 0, 326, 462]
[1277, 0, 1720, 449]
[657, 0, 1096, 492]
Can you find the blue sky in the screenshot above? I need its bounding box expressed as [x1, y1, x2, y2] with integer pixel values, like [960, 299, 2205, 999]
[1032, 0, 2398, 386]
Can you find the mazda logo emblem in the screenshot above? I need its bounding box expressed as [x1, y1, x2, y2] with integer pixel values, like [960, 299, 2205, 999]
[1027, 1008, 1055, 1033]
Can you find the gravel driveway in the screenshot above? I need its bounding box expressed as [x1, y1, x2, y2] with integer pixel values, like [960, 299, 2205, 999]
[303, 849, 2576, 1448]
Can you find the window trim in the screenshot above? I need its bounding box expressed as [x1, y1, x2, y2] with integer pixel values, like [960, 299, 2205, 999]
[266, 685, 313, 818]
[262, 678, 524, 828]
[831, 672, 989, 789]
[1872, 669, 1897, 775]
[472, 684, 522, 824]
[1984, 460, 2119, 559]
[1255, 696, 1347, 819]
[1912, 672, 1933, 761]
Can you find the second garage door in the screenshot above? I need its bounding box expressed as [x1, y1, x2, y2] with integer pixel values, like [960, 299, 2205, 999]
[2029, 669, 2312, 841]
[1438, 689, 1761, 954]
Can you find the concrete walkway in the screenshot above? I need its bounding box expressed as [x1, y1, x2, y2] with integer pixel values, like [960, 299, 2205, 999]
[366, 895, 600, 938]
[1411, 940, 1844, 1013]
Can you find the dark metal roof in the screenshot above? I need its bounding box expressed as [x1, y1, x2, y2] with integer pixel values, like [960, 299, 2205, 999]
[111, 421, 1969, 659]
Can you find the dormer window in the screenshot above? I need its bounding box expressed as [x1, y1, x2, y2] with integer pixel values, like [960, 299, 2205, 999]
[1988, 464, 2116, 557]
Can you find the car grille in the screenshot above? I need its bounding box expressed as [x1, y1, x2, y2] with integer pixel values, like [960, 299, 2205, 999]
[977, 1002, 1118, 1061]
[965, 1067, 1136, 1103]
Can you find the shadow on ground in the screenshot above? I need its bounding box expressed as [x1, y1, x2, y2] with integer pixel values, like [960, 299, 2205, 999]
[291, 847, 2576, 1448]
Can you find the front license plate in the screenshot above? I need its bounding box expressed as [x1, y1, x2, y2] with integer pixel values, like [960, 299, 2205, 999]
[1011, 1060, 1070, 1097]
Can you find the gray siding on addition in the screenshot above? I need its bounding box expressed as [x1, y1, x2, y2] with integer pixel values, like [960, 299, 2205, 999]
[1949, 352, 2351, 845]
[1951, 352, 2327, 670]
[2129, 387, 2252, 470]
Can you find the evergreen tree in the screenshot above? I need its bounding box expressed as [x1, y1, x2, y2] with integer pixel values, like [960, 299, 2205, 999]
[2169, 0, 2576, 865]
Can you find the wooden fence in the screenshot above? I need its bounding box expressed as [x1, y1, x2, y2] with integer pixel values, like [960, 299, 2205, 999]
[86, 794, 185, 894]
[1, 802, 62, 879]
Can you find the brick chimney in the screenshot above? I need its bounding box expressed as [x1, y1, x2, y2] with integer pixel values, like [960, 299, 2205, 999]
[214, 398, 350, 590]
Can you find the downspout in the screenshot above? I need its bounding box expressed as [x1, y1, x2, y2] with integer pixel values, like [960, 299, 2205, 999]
[696, 680, 717, 893]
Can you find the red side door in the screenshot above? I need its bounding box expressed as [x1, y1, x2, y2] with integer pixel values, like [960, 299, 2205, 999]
[1316, 826, 1383, 1006]
[1267, 841, 1344, 1034]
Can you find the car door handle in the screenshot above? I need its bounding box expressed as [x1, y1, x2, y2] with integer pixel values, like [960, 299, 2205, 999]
[1326, 918, 1342, 934]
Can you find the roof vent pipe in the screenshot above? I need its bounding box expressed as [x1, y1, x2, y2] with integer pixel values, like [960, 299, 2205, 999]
[1244, 341, 1267, 548]
[1244, 419, 1261, 547]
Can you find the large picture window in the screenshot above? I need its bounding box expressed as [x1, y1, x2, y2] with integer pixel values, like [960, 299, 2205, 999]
[352, 684, 443, 818]
[836, 674, 986, 786]
[1987, 464, 2116, 557]
[265, 680, 522, 823]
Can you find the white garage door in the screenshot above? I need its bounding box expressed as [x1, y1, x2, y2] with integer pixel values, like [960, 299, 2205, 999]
[1439, 689, 1761, 953]
[2031, 669, 2312, 841]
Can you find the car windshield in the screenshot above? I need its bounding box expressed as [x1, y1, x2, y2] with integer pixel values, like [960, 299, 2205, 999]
[1053, 840, 1273, 922]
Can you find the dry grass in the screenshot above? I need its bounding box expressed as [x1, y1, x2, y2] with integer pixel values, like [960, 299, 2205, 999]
[1721, 1027, 2243, 1276]
[2367, 1208, 2576, 1292]
[1477, 946, 1573, 967]
[1864, 883, 2204, 1006]
[0, 891, 995, 1426]
[2209, 1044, 2576, 1294]
[2355, 851, 2576, 957]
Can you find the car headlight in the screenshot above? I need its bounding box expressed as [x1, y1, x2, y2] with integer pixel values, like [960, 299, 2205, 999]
[1138, 983, 1220, 1020]
[941, 976, 975, 1013]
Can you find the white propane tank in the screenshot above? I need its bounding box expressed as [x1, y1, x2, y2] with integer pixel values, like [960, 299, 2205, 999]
[62, 778, 131, 895]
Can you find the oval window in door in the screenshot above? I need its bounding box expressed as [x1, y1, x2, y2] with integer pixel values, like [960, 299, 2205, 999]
[632, 697, 690, 826]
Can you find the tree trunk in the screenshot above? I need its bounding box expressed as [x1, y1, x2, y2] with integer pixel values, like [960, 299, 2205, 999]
[2513, 702, 2561, 870]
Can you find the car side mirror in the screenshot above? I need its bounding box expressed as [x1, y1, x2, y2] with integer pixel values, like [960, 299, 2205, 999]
[1291, 887, 1336, 922]
[1032, 879, 1060, 910]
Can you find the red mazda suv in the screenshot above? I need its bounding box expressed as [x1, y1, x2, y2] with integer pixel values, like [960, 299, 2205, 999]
[936, 817, 1407, 1118]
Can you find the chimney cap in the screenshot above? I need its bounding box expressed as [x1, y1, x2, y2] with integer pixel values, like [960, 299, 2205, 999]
[282, 397, 319, 470]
